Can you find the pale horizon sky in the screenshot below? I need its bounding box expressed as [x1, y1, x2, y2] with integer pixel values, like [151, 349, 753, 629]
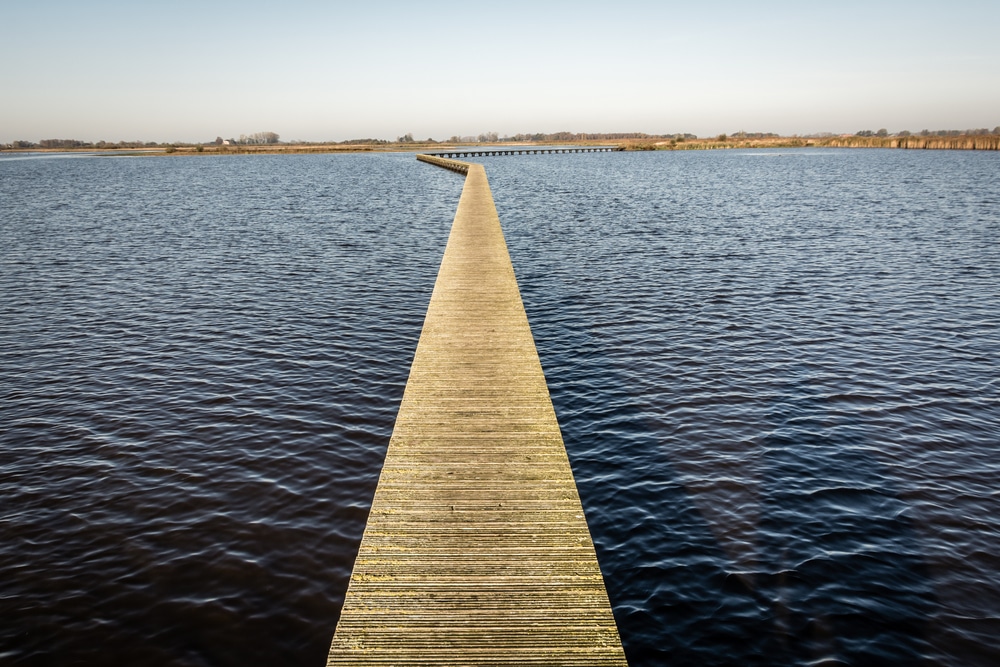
[2, 0, 998, 144]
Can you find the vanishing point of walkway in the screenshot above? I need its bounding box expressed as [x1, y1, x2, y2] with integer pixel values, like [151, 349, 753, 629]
[327, 155, 627, 665]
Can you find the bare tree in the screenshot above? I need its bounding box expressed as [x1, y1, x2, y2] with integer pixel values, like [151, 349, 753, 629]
[239, 132, 280, 145]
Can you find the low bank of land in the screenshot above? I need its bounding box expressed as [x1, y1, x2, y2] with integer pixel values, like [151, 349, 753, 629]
[3, 134, 998, 155]
[632, 134, 1000, 151]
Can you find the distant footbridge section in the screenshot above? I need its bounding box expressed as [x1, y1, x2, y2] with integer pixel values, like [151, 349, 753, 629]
[425, 145, 621, 158]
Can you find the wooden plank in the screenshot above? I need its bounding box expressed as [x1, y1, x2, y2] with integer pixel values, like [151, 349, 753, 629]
[327, 160, 627, 666]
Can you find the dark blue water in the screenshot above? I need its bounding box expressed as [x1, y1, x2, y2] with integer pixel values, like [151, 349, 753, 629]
[2, 149, 998, 666]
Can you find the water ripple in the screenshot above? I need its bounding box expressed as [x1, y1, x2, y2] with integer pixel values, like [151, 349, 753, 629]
[2, 149, 999, 666]
[489, 148, 1000, 667]
[0, 153, 460, 666]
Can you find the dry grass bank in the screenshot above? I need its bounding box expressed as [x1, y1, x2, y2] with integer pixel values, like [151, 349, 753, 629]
[622, 134, 1000, 151]
[4, 134, 997, 157]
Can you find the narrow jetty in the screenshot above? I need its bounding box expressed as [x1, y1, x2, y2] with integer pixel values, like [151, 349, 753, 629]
[428, 146, 618, 159]
[327, 155, 627, 665]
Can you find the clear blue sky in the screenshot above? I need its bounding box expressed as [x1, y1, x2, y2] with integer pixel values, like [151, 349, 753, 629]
[2, 0, 998, 143]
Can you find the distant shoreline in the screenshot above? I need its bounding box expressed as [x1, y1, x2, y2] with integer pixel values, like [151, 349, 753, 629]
[2, 134, 998, 155]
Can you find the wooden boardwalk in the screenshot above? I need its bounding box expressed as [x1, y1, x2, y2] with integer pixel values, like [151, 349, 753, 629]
[427, 146, 618, 158]
[327, 156, 627, 666]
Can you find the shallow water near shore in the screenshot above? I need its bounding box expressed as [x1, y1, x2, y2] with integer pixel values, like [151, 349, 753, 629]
[2, 149, 998, 666]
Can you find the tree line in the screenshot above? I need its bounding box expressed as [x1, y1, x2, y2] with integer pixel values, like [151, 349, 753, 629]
[7, 139, 165, 149]
[3, 131, 281, 150]
[7, 127, 997, 151]
[436, 131, 700, 143]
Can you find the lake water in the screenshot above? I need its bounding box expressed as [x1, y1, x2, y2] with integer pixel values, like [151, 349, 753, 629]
[1, 149, 998, 666]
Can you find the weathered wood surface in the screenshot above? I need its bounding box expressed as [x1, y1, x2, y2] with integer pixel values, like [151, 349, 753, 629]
[416, 153, 470, 174]
[327, 160, 627, 665]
